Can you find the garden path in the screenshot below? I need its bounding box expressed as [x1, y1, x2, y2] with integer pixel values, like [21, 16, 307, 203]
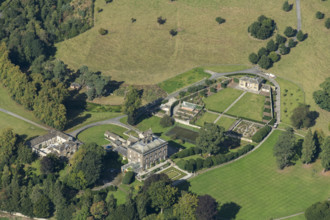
[296, 0, 302, 31]
[213, 91, 247, 123]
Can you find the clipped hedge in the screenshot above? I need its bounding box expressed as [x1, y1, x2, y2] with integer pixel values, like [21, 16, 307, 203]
[122, 171, 135, 184]
[175, 144, 255, 172]
[252, 125, 272, 143]
[170, 147, 201, 159]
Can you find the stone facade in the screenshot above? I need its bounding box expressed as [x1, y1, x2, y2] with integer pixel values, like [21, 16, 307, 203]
[127, 129, 167, 170]
[239, 76, 263, 92]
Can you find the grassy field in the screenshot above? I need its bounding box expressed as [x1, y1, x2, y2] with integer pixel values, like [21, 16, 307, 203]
[195, 112, 219, 127]
[77, 124, 129, 145]
[276, 77, 305, 125]
[202, 64, 250, 73]
[203, 88, 244, 113]
[270, 0, 330, 134]
[0, 111, 46, 138]
[158, 68, 211, 93]
[227, 92, 265, 122]
[215, 116, 237, 130]
[189, 130, 330, 219]
[56, 0, 296, 85]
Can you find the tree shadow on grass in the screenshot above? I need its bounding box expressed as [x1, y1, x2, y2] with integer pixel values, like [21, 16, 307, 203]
[218, 202, 241, 220]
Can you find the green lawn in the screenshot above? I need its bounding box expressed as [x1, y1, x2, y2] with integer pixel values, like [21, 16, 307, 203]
[195, 112, 219, 127]
[202, 64, 250, 73]
[189, 130, 330, 219]
[158, 68, 211, 94]
[77, 124, 129, 145]
[203, 88, 244, 113]
[276, 77, 305, 125]
[109, 189, 127, 205]
[65, 111, 123, 132]
[0, 111, 46, 138]
[227, 92, 265, 122]
[215, 116, 237, 130]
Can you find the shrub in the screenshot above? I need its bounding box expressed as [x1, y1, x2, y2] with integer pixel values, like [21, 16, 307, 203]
[248, 15, 276, 40]
[265, 101, 271, 105]
[296, 30, 305, 41]
[176, 159, 186, 170]
[268, 52, 280, 62]
[170, 29, 178, 37]
[160, 115, 175, 128]
[316, 11, 325, 19]
[215, 17, 226, 24]
[276, 34, 287, 44]
[279, 44, 290, 55]
[325, 18, 330, 29]
[186, 159, 197, 172]
[284, 26, 296, 37]
[288, 39, 297, 48]
[252, 125, 272, 143]
[203, 157, 213, 168]
[282, 1, 292, 12]
[237, 144, 254, 156]
[249, 53, 259, 64]
[196, 158, 204, 170]
[98, 28, 108, 35]
[258, 47, 270, 57]
[157, 16, 166, 25]
[258, 55, 272, 69]
[105, 0, 112, 3]
[210, 87, 217, 93]
[122, 171, 135, 184]
[264, 108, 271, 113]
[263, 115, 272, 120]
[266, 39, 278, 51]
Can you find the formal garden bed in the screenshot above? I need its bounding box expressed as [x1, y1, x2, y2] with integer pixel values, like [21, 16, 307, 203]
[159, 166, 187, 181]
[231, 120, 263, 138]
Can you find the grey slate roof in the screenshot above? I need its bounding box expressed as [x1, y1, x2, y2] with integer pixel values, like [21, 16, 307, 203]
[28, 130, 71, 147]
[240, 76, 263, 84]
[128, 135, 167, 155]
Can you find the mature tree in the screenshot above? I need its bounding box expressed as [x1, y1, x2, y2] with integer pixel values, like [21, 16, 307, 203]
[305, 200, 330, 220]
[296, 30, 305, 41]
[248, 16, 276, 40]
[98, 28, 108, 35]
[273, 127, 296, 169]
[288, 38, 297, 48]
[279, 43, 290, 55]
[325, 18, 330, 29]
[284, 26, 296, 37]
[282, 1, 292, 12]
[124, 87, 141, 125]
[170, 29, 178, 37]
[33, 194, 51, 218]
[276, 34, 287, 44]
[16, 144, 34, 164]
[90, 201, 108, 219]
[40, 154, 61, 175]
[67, 143, 106, 189]
[196, 123, 225, 154]
[143, 173, 171, 191]
[258, 55, 272, 69]
[173, 191, 198, 220]
[266, 39, 278, 51]
[249, 53, 259, 64]
[268, 52, 280, 63]
[106, 193, 117, 212]
[215, 17, 226, 24]
[320, 136, 330, 171]
[290, 104, 318, 129]
[195, 195, 218, 220]
[258, 47, 270, 57]
[136, 192, 149, 219]
[160, 115, 174, 128]
[316, 11, 325, 19]
[313, 77, 330, 111]
[147, 181, 178, 213]
[0, 128, 18, 168]
[301, 130, 317, 164]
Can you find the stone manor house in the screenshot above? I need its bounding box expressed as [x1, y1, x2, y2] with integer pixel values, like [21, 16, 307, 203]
[105, 129, 168, 173]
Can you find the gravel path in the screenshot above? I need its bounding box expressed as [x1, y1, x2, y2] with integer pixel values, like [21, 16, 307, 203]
[296, 0, 302, 31]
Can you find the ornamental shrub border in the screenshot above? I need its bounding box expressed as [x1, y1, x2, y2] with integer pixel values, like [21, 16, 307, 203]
[251, 125, 272, 143]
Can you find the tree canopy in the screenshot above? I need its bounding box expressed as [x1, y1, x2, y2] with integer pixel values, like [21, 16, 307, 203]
[248, 15, 276, 40]
[273, 127, 296, 169]
[196, 123, 226, 154]
[313, 77, 330, 111]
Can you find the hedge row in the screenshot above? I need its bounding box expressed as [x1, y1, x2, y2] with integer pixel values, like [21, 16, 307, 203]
[176, 144, 254, 172]
[251, 125, 272, 143]
[170, 147, 201, 159]
[122, 171, 135, 184]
